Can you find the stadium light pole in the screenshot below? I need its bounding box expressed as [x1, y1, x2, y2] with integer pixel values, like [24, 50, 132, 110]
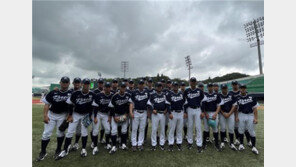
[185, 55, 193, 81]
[121, 61, 129, 78]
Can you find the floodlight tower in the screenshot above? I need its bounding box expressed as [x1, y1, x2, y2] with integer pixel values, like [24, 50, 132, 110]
[121, 61, 129, 78]
[185, 55, 193, 81]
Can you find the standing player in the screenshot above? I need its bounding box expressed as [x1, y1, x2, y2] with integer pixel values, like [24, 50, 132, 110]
[198, 82, 204, 91]
[108, 82, 131, 154]
[91, 82, 113, 155]
[149, 82, 170, 151]
[111, 79, 119, 94]
[180, 82, 188, 141]
[56, 78, 95, 159]
[163, 80, 172, 140]
[167, 82, 187, 151]
[213, 83, 219, 93]
[145, 78, 155, 141]
[129, 80, 150, 151]
[235, 84, 259, 155]
[219, 84, 237, 151]
[201, 83, 223, 152]
[183, 77, 205, 153]
[36, 77, 71, 161]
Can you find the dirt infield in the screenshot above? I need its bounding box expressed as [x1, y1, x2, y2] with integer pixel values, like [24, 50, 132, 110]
[32, 98, 42, 104]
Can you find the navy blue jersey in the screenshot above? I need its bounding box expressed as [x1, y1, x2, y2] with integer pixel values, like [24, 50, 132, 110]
[126, 88, 135, 96]
[229, 90, 240, 98]
[183, 87, 205, 109]
[68, 88, 81, 93]
[130, 89, 150, 110]
[166, 91, 186, 112]
[42, 90, 72, 114]
[203, 92, 223, 112]
[162, 88, 172, 96]
[111, 88, 119, 94]
[236, 94, 259, 114]
[146, 87, 156, 96]
[92, 92, 114, 114]
[109, 92, 131, 116]
[93, 88, 102, 95]
[67, 90, 95, 115]
[149, 92, 169, 112]
[219, 93, 236, 113]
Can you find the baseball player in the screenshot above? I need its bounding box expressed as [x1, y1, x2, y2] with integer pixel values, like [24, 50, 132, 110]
[180, 82, 188, 141]
[166, 82, 187, 151]
[163, 80, 172, 140]
[160, 79, 166, 88]
[129, 79, 150, 151]
[198, 82, 204, 91]
[108, 82, 131, 154]
[91, 82, 113, 155]
[219, 84, 238, 151]
[111, 79, 119, 94]
[235, 84, 259, 155]
[149, 82, 170, 151]
[213, 83, 219, 93]
[201, 83, 223, 152]
[56, 78, 95, 159]
[36, 77, 71, 161]
[145, 78, 155, 141]
[183, 77, 205, 153]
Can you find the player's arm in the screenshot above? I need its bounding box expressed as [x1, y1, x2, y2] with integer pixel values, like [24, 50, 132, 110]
[252, 98, 259, 124]
[43, 104, 50, 124]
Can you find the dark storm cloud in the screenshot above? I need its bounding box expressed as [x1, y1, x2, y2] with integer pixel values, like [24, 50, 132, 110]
[33, 0, 264, 86]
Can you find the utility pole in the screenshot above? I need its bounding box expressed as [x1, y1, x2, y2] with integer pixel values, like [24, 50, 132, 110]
[121, 61, 129, 78]
[185, 55, 193, 81]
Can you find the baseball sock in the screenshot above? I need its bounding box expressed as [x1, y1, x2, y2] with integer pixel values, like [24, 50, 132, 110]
[235, 128, 239, 139]
[105, 133, 111, 145]
[56, 136, 65, 153]
[100, 129, 105, 141]
[203, 131, 209, 145]
[82, 136, 88, 149]
[144, 122, 148, 140]
[93, 135, 98, 147]
[239, 133, 244, 145]
[63, 137, 72, 151]
[229, 133, 234, 144]
[75, 134, 81, 144]
[213, 132, 219, 146]
[220, 132, 226, 142]
[121, 133, 127, 145]
[111, 135, 117, 147]
[41, 139, 50, 153]
[183, 127, 187, 137]
[250, 136, 256, 147]
[90, 131, 94, 143]
[126, 126, 129, 140]
[245, 130, 251, 142]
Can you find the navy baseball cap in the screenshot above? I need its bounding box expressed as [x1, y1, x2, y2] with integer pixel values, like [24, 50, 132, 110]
[198, 82, 204, 87]
[112, 79, 118, 83]
[82, 78, 90, 84]
[172, 82, 178, 86]
[120, 82, 126, 87]
[104, 82, 111, 87]
[161, 79, 165, 83]
[213, 83, 219, 87]
[181, 82, 186, 86]
[220, 84, 228, 89]
[207, 83, 213, 87]
[167, 80, 172, 84]
[148, 78, 153, 83]
[139, 80, 144, 85]
[98, 78, 104, 83]
[73, 77, 81, 83]
[232, 81, 238, 85]
[190, 77, 197, 82]
[240, 84, 247, 89]
[156, 82, 163, 87]
[60, 76, 70, 83]
[129, 80, 134, 84]
[142, 77, 147, 81]
[123, 78, 128, 82]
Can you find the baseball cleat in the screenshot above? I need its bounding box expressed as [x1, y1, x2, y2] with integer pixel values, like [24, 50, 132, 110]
[109, 146, 117, 154]
[91, 142, 95, 149]
[138, 145, 144, 151]
[81, 148, 87, 157]
[121, 144, 128, 150]
[220, 142, 225, 149]
[92, 147, 99, 155]
[55, 150, 67, 161]
[100, 139, 106, 144]
[168, 145, 173, 152]
[197, 146, 203, 153]
[151, 146, 156, 151]
[160, 145, 165, 151]
[132, 146, 137, 152]
[251, 147, 259, 155]
[247, 141, 252, 148]
[215, 144, 221, 152]
[71, 143, 79, 151]
[234, 139, 240, 146]
[105, 144, 112, 150]
[238, 144, 245, 151]
[177, 144, 182, 151]
[187, 144, 193, 150]
[36, 152, 47, 162]
[230, 144, 238, 151]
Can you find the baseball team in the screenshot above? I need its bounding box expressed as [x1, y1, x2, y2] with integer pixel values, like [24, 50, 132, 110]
[36, 76, 260, 162]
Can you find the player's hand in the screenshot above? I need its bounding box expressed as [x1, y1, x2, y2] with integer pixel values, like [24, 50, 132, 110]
[43, 115, 50, 124]
[94, 117, 98, 124]
[184, 113, 188, 119]
[253, 118, 258, 124]
[200, 112, 205, 119]
[67, 115, 73, 123]
[114, 116, 120, 122]
[130, 113, 134, 119]
[108, 116, 111, 123]
[212, 113, 217, 120]
[235, 117, 239, 122]
[205, 113, 209, 120]
[153, 110, 157, 115]
[169, 114, 173, 119]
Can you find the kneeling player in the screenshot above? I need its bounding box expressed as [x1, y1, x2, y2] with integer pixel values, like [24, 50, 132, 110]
[235, 84, 259, 155]
[56, 78, 95, 159]
[108, 82, 131, 154]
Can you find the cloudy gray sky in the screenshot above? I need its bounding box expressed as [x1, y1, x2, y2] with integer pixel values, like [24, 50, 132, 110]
[33, 0, 264, 86]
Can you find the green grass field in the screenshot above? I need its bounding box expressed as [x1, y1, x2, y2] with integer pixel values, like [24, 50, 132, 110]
[32, 104, 264, 167]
